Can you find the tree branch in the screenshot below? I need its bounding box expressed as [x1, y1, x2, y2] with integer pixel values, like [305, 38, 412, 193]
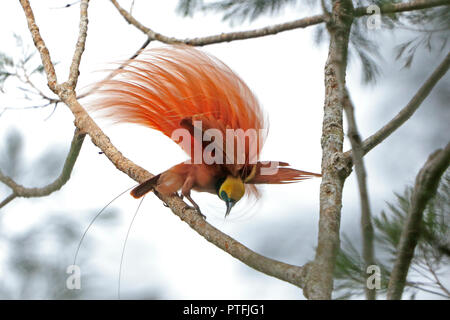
[0, 128, 85, 208]
[67, 0, 89, 89]
[0, 193, 17, 209]
[110, 0, 325, 46]
[19, 0, 59, 93]
[303, 0, 354, 300]
[18, 0, 309, 290]
[345, 52, 450, 159]
[111, 0, 449, 47]
[354, 0, 450, 16]
[342, 91, 375, 300]
[387, 143, 450, 299]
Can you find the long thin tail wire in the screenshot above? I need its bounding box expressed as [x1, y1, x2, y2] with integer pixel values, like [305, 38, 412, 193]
[72, 185, 137, 267]
[118, 195, 145, 299]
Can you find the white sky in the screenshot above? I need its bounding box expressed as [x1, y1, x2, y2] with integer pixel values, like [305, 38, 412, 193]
[0, 0, 448, 299]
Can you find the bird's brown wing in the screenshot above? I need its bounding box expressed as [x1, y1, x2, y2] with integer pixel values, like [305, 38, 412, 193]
[180, 116, 260, 176]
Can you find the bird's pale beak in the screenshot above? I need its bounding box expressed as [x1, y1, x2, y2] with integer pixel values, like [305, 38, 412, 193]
[225, 199, 236, 217]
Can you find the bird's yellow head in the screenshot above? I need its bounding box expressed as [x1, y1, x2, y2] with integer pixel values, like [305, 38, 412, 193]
[218, 176, 245, 217]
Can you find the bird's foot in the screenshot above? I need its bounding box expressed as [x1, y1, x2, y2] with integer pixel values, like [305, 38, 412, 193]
[182, 205, 206, 220]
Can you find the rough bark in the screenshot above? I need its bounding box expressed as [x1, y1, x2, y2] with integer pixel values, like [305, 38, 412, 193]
[303, 0, 354, 300]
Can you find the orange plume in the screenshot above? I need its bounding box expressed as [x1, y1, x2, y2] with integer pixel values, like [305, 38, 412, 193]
[89, 45, 267, 167]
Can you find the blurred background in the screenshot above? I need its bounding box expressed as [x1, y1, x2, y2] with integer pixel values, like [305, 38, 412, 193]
[0, 0, 448, 299]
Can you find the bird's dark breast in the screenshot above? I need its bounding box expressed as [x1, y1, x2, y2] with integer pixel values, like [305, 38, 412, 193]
[191, 164, 227, 195]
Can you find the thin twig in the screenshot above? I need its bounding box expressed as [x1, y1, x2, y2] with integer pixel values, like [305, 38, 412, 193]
[111, 0, 450, 47]
[407, 283, 450, 299]
[387, 143, 450, 299]
[345, 52, 450, 159]
[422, 246, 450, 296]
[110, 0, 324, 46]
[0, 101, 55, 114]
[19, 65, 57, 103]
[0, 193, 17, 209]
[67, 0, 89, 89]
[321, 0, 331, 23]
[342, 91, 375, 300]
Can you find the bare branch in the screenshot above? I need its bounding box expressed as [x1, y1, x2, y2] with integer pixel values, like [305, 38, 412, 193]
[0, 193, 16, 209]
[0, 129, 85, 207]
[0, 101, 56, 117]
[304, 0, 354, 300]
[346, 52, 450, 158]
[342, 91, 375, 300]
[355, 0, 450, 16]
[67, 0, 89, 89]
[387, 143, 450, 299]
[0, 51, 58, 117]
[19, 0, 59, 93]
[19, 65, 58, 103]
[18, 0, 308, 289]
[407, 283, 450, 298]
[111, 0, 449, 47]
[110, 0, 324, 46]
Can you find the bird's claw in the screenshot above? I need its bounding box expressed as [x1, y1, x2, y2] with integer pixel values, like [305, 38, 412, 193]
[182, 205, 206, 220]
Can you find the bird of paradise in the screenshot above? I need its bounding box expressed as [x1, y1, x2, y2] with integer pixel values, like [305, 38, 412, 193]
[91, 45, 320, 217]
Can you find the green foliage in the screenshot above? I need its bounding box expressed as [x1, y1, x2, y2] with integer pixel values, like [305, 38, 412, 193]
[177, 0, 300, 24]
[176, 0, 203, 16]
[349, 18, 382, 83]
[334, 170, 450, 299]
[395, 6, 449, 69]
